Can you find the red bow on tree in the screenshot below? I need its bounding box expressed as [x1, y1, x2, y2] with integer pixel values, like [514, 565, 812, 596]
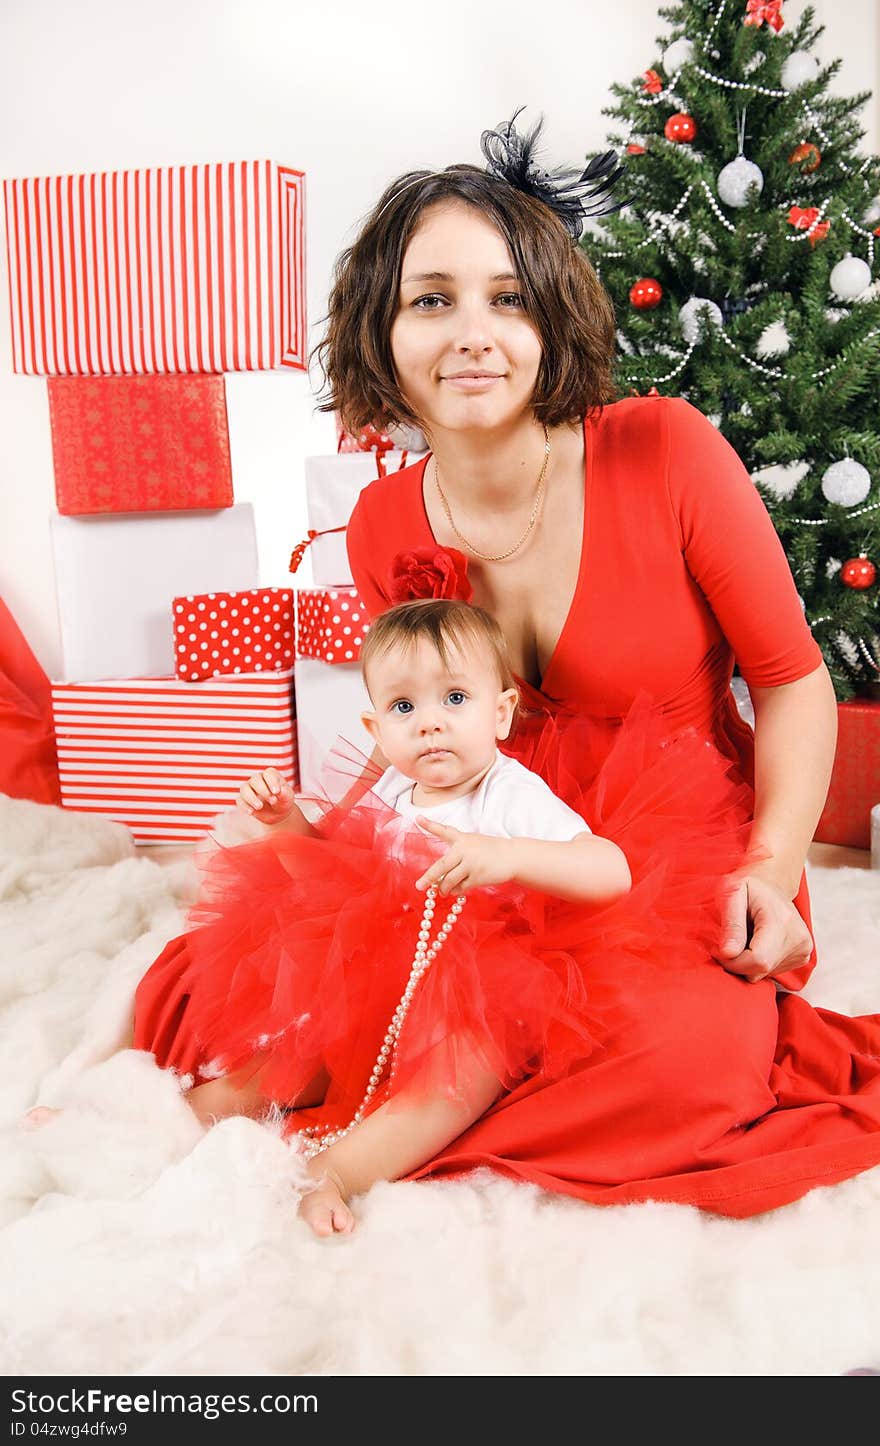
[743, 0, 785, 31]
[389, 547, 474, 604]
[787, 205, 830, 246]
[641, 69, 663, 94]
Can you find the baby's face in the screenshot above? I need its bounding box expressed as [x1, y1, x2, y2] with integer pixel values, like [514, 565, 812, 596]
[362, 635, 517, 791]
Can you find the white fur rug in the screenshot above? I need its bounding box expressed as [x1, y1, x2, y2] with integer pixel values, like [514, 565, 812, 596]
[2, 794, 880, 1378]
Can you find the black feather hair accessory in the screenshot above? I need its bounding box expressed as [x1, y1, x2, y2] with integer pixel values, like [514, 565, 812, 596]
[480, 105, 628, 241]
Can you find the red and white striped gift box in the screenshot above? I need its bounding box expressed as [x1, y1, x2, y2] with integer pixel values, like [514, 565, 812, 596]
[3, 161, 306, 375]
[295, 588, 371, 663]
[51, 670, 298, 844]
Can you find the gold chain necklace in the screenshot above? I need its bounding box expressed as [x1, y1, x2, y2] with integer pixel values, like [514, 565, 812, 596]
[434, 423, 551, 563]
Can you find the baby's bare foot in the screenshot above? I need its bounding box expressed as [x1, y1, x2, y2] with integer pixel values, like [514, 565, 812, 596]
[21, 1106, 62, 1132]
[298, 1175, 355, 1238]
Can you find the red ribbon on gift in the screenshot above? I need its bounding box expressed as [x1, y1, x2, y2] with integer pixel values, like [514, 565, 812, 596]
[787, 205, 830, 246]
[743, 0, 785, 31]
[289, 526, 349, 574]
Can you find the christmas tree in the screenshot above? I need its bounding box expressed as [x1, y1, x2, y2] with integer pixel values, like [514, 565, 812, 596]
[588, 0, 880, 700]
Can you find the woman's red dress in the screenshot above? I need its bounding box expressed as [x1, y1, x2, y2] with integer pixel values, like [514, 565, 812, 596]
[339, 396, 880, 1217]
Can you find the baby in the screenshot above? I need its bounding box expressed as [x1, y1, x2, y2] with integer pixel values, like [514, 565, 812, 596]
[226, 599, 631, 1236]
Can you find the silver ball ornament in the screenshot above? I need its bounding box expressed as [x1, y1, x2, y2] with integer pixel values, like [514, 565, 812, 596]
[716, 155, 764, 208]
[821, 459, 871, 507]
[678, 297, 723, 344]
[386, 422, 428, 452]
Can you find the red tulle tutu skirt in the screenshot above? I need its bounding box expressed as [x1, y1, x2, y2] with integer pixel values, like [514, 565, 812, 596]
[134, 693, 761, 1141]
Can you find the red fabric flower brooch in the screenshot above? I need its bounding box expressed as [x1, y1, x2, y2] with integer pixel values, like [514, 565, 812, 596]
[389, 547, 474, 604]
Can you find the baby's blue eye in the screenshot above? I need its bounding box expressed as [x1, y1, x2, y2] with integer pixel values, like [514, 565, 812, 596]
[391, 700, 414, 715]
[446, 691, 467, 706]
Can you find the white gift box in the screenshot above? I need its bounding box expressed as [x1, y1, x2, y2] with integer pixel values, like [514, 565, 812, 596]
[51, 504, 259, 681]
[294, 657, 373, 798]
[303, 452, 426, 586]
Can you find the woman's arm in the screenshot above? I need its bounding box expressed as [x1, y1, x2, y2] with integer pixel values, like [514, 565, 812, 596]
[746, 660, 838, 898]
[714, 660, 838, 981]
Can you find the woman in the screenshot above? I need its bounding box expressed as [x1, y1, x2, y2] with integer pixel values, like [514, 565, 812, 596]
[311, 112, 880, 1217]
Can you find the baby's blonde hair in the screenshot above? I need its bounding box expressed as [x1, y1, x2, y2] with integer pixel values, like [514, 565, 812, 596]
[361, 599, 519, 720]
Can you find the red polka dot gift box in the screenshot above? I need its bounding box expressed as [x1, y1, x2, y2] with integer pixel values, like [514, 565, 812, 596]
[295, 587, 370, 663]
[172, 588, 295, 681]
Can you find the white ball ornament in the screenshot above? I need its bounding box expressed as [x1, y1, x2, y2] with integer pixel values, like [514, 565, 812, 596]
[756, 321, 791, 357]
[662, 37, 694, 73]
[781, 51, 820, 91]
[717, 155, 764, 208]
[821, 459, 871, 507]
[829, 254, 872, 301]
[751, 461, 808, 500]
[678, 297, 723, 344]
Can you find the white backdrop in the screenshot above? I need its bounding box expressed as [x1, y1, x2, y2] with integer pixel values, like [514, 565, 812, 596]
[0, 0, 877, 679]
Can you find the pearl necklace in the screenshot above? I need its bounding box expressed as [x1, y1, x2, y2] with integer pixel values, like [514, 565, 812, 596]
[434, 423, 551, 562]
[298, 882, 468, 1161]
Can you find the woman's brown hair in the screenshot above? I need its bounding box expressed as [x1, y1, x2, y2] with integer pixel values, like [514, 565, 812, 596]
[310, 164, 617, 437]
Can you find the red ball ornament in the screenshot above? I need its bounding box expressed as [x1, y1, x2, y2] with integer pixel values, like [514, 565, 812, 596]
[629, 277, 663, 310]
[664, 112, 698, 144]
[841, 555, 876, 590]
[788, 141, 821, 173]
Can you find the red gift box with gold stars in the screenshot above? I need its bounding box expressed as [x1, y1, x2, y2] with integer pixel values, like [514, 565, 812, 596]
[48, 375, 233, 515]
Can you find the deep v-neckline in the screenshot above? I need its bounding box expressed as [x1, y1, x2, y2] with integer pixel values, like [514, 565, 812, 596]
[414, 414, 594, 698]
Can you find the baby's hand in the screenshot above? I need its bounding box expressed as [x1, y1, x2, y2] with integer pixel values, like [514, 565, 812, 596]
[414, 820, 514, 895]
[236, 767, 296, 824]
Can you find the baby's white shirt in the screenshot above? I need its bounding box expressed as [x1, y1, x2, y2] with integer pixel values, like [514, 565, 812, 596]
[369, 751, 591, 857]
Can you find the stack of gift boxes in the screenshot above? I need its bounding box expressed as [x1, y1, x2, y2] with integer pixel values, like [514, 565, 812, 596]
[5, 160, 306, 843]
[4, 157, 432, 840]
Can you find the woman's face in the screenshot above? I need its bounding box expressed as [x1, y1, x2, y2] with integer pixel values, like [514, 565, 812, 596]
[389, 200, 543, 438]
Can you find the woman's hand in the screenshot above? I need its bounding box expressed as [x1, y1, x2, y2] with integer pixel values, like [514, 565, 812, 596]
[713, 873, 814, 982]
[236, 766, 297, 824]
[414, 819, 513, 895]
